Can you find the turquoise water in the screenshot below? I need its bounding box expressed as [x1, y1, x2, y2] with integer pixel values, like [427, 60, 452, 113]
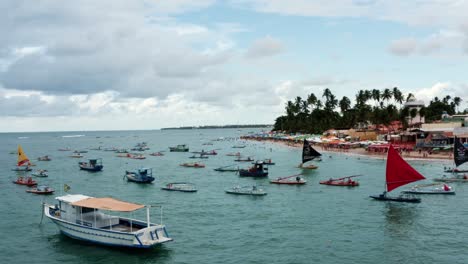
[0, 129, 466, 264]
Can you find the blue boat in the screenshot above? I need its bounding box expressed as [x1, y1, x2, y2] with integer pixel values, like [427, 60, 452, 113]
[79, 158, 103, 172]
[125, 168, 155, 183]
[238, 162, 268, 177]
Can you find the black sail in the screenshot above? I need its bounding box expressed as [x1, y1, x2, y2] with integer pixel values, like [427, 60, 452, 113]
[302, 139, 322, 163]
[454, 137, 468, 167]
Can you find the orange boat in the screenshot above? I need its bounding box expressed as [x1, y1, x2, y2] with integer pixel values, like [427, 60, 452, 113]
[180, 162, 205, 168]
[319, 175, 361, 187]
[13, 176, 37, 186]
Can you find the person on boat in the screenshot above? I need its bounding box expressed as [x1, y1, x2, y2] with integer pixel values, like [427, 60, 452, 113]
[296, 176, 301, 182]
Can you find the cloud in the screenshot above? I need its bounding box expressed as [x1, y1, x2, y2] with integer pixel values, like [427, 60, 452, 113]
[245, 36, 284, 59]
[388, 38, 418, 56]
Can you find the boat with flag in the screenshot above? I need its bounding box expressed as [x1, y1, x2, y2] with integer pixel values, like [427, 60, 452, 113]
[402, 183, 455, 195]
[12, 145, 32, 171]
[270, 174, 306, 185]
[43, 194, 172, 248]
[79, 158, 103, 172]
[320, 175, 361, 187]
[299, 139, 321, 169]
[370, 145, 425, 203]
[435, 137, 468, 181]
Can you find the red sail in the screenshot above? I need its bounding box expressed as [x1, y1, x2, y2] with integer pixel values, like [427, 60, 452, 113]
[386, 145, 425, 192]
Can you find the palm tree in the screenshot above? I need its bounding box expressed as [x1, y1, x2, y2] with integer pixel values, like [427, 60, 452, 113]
[392, 87, 404, 107]
[339, 96, 351, 114]
[382, 88, 392, 105]
[406, 92, 414, 102]
[419, 106, 426, 123]
[371, 89, 381, 107]
[307, 93, 318, 110]
[453, 97, 462, 113]
[409, 108, 418, 125]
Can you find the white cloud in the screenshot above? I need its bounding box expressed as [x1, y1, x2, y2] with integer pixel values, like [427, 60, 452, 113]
[388, 38, 418, 56]
[245, 36, 284, 59]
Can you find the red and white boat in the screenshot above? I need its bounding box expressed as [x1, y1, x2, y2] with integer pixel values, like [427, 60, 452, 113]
[270, 174, 306, 185]
[320, 175, 361, 186]
[13, 176, 37, 186]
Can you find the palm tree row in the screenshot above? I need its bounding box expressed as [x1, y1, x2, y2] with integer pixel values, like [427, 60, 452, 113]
[273, 87, 463, 134]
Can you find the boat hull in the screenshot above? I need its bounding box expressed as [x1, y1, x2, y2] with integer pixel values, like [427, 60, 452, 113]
[126, 175, 155, 183]
[26, 189, 54, 194]
[225, 190, 266, 196]
[79, 165, 103, 172]
[319, 181, 359, 186]
[45, 206, 172, 248]
[238, 170, 268, 177]
[369, 195, 421, 203]
[270, 180, 306, 185]
[161, 187, 197, 192]
[401, 190, 455, 195]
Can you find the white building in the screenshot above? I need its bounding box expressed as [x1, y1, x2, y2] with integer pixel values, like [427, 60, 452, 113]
[404, 95, 425, 125]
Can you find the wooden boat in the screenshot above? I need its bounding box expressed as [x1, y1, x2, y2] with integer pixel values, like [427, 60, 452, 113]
[149, 152, 164, 156]
[44, 194, 172, 248]
[38, 155, 51, 161]
[225, 185, 266, 196]
[232, 145, 246, 149]
[26, 185, 54, 194]
[180, 162, 205, 168]
[270, 174, 306, 185]
[433, 175, 468, 182]
[214, 165, 239, 172]
[238, 162, 268, 177]
[226, 152, 241, 157]
[234, 157, 254, 162]
[319, 175, 361, 187]
[121, 153, 146, 159]
[162, 182, 197, 192]
[32, 169, 49, 177]
[169, 144, 189, 152]
[13, 176, 37, 186]
[370, 145, 425, 203]
[12, 145, 33, 171]
[79, 158, 103, 171]
[189, 154, 209, 159]
[298, 139, 321, 169]
[125, 168, 155, 183]
[402, 183, 455, 195]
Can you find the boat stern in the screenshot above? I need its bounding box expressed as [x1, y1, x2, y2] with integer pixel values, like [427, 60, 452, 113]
[134, 225, 173, 248]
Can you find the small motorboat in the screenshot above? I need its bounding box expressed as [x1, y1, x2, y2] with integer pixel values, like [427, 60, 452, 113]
[201, 150, 217, 155]
[126, 153, 146, 159]
[189, 154, 209, 159]
[32, 169, 49, 177]
[73, 150, 88, 154]
[13, 176, 37, 186]
[232, 145, 246, 149]
[319, 175, 361, 187]
[402, 183, 455, 195]
[226, 152, 241, 157]
[262, 159, 275, 165]
[149, 152, 164, 156]
[238, 162, 268, 177]
[162, 182, 197, 192]
[169, 144, 189, 152]
[79, 158, 103, 171]
[214, 165, 239, 172]
[58, 147, 71, 151]
[115, 149, 128, 153]
[37, 155, 51, 161]
[270, 174, 306, 185]
[225, 185, 266, 196]
[234, 157, 254, 162]
[180, 162, 205, 168]
[125, 168, 155, 183]
[69, 153, 84, 158]
[26, 185, 54, 194]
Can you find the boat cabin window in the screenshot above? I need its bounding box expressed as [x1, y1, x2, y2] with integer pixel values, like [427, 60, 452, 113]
[81, 207, 96, 214]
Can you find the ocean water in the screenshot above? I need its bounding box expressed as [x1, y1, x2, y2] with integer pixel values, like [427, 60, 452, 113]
[0, 129, 465, 264]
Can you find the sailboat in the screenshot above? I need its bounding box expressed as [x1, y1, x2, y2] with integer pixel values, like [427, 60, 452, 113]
[299, 139, 321, 169]
[12, 145, 32, 171]
[435, 137, 468, 182]
[370, 145, 426, 203]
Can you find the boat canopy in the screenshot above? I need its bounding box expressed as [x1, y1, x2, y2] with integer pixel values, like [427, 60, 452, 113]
[71, 197, 145, 212]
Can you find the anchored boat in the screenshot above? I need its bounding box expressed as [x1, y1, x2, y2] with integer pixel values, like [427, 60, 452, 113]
[43, 194, 172, 248]
[370, 145, 425, 203]
[38, 155, 51, 161]
[32, 169, 49, 177]
[125, 168, 155, 183]
[162, 182, 197, 192]
[320, 175, 361, 187]
[402, 183, 455, 195]
[270, 174, 306, 185]
[238, 161, 268, 177]
[180, 162, 205, 168]
[26, 185, 54, 194]
[225, 185, 266, 196]
[79, 158, 103, 172]
[169, 144, 189, 152]
[214, 164, 239, 172]
[13, 176, 37, 186]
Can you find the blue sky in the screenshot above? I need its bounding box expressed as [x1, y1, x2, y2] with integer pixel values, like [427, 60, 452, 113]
[0, 0, 467, 132]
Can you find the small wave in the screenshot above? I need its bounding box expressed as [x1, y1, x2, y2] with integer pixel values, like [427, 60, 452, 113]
[18, 137, 29, 139]
[62, 134, 85, 138]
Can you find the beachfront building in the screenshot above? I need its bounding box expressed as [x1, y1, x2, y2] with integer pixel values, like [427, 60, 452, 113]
[404, 95, 425, 126]
[454, 127, 468, 143]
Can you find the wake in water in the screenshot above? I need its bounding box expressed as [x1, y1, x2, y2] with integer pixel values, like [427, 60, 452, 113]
[61, 135, 85, 138]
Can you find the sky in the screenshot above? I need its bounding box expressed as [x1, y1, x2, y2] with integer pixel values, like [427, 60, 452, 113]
[1, 0, 468, 132]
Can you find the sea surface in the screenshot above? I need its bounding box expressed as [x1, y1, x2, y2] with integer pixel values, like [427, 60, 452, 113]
[0, 129, 466, 264]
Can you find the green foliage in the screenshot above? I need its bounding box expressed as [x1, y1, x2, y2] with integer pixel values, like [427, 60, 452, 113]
[273, 87, 461, 133]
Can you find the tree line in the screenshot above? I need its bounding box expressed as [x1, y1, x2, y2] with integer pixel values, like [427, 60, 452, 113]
[273, 87, 463, 134]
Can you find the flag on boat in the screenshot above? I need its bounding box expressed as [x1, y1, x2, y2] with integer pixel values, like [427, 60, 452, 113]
[64, 184, 71, 192]
[454, 137, 468, 167]
[302, 139, 322, 163]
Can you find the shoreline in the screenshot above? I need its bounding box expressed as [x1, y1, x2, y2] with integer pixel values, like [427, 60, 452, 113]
[243, 137, 454, 163]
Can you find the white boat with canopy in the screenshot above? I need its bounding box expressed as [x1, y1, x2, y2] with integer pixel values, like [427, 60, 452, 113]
[43, 194, 172, 248]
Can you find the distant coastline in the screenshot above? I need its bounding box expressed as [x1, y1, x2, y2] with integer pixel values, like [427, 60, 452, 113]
[161, 124, 273, 130]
